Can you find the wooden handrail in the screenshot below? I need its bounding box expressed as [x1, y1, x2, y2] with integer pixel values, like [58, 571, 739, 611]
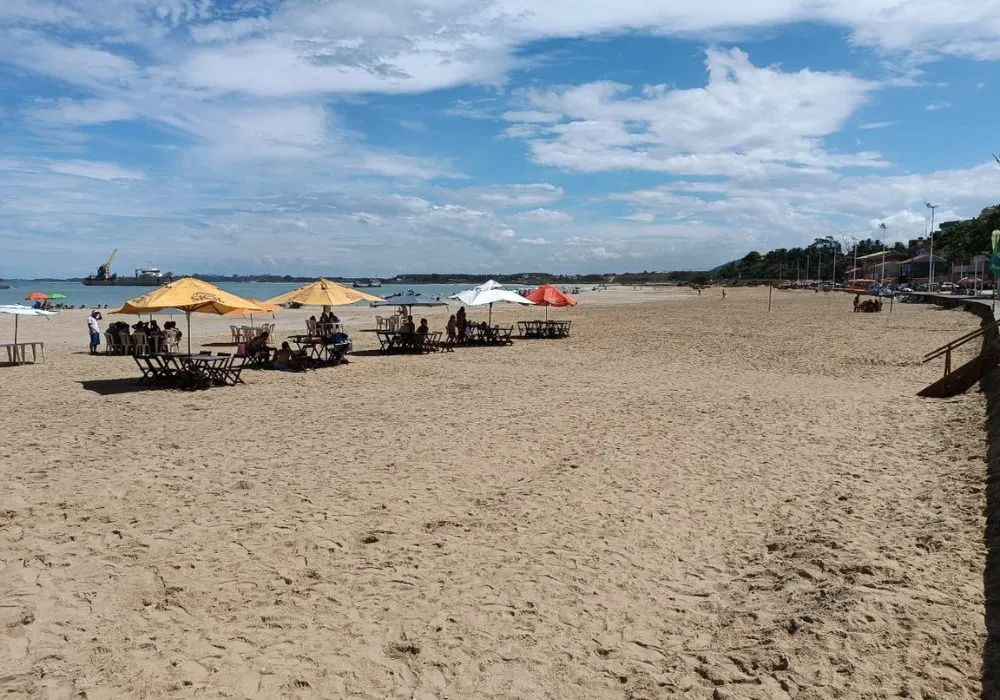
[923, 319, 1000, 363]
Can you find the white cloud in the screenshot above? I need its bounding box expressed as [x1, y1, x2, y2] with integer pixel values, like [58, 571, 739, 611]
[858, 120, 899, 130]
[458, 183, 565, 208]
[503, 49, 882, 177]
[610, 161, 1000, 250]
[511, 208, 573, 223]
[588, 247, 622, 260]
[188, 16, 270, 43]
[28, 97, 137, 126]
[519, 237, 549, 245]
[3, 31, 137, 87]
[48, 159, 146, 181]
[925, 101, 951, 110]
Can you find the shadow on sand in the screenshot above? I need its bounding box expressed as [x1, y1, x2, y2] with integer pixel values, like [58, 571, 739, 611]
[77, 378, 157, 396]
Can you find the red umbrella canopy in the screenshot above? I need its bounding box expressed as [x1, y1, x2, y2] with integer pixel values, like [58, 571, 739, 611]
[24, 292, 48, 301]
[525, 284, 577, 307]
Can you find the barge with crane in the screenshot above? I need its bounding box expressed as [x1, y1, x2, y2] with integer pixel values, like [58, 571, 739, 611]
[82, 250, 173, 287]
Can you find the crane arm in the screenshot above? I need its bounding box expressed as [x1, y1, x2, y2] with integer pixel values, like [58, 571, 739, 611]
[105, 249, 118, 269]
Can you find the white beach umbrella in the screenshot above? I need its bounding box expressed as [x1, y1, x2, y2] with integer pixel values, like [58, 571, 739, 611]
[450, 280, 535, 324]
[0, 304, 57, 345]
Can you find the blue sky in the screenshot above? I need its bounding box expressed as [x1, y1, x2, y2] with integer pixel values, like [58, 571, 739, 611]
[2, 0, 1000, 277]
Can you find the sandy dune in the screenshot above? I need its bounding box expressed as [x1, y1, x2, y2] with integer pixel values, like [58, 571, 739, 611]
[0, 287, 988, 698]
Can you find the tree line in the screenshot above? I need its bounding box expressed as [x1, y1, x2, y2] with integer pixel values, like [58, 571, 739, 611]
[716, 203, 1000, 283]
[933, 204, 1000, 263]
[715, 236, 905, 282]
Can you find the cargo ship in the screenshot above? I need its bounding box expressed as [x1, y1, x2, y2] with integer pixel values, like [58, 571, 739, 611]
[82, 250, 173, 287]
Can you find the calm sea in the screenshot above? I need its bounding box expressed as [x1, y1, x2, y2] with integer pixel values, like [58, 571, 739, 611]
[0, 282, 481, 309]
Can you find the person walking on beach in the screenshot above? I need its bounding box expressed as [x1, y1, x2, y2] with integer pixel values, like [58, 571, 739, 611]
[721, 289, 727, 301]
[87, 311, 102, 355]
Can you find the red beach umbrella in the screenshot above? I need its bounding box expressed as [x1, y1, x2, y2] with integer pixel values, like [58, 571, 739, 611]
[24, 292, 48, 301]
[525, 284, 577, 320]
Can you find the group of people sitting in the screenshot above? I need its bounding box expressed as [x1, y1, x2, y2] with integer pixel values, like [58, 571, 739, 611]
[242, 328, 351, 371]
[853, 295, 883, 313]
[391, 307, 499, 345]
[398, 316, 431, 335]
[106, 318, 183, 350]
[244, 332, 303, 370]
[316, 310, 340, 325]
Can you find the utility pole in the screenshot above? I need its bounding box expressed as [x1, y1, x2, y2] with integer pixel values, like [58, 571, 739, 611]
[925, 201, 938, 290]
[878, 222, 888, 286]
[852, 237, 858, 286]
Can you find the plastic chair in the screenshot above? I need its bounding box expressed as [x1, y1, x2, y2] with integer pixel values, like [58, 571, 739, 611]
[132, 331, 150, 356]
[164, 329, 180, 353]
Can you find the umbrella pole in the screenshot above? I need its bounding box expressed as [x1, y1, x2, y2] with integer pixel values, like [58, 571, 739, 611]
[545, 305, 548, 321]
[187, 312, 192, 355]
[14, 314, 17, 345]
[488, 303, 493, 325]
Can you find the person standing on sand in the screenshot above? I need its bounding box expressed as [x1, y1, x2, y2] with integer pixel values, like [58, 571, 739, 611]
[722, 289, 727, 301]
[87, 311, 102, 355]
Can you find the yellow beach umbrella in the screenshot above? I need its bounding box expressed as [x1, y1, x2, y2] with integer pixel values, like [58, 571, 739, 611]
[114, 277, 264, 354]
[264, 279, 383, 307]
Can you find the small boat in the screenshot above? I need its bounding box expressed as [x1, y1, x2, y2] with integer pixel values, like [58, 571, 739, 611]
[353, 279, 382, 288]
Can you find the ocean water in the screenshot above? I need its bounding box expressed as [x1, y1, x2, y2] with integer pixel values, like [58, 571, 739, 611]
[0, 282, 480, 309]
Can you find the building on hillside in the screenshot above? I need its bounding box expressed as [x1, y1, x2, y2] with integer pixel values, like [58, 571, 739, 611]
[899, 253, 948, 283]
[851, 250, 909, 282]
[950, 254, 990, 282]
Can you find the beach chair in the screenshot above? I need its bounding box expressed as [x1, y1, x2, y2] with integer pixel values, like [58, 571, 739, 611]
[229, 325, 240, 342]
[221, 355, 246, 385]
[134, 355, 156, 384]
[118, 330, 134, 355]
[133, 331, 150, 356]
[104, 331, 122, 355]
[164, 329, 180, 353]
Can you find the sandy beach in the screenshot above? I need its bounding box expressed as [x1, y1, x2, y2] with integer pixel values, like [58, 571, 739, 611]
[0, 286, 989, 698]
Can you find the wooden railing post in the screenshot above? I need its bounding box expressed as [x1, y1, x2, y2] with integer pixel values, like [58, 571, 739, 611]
[945, 347, 951, 377]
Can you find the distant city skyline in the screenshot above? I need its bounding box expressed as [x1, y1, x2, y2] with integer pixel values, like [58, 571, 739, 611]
[2, 1, 1000, 277]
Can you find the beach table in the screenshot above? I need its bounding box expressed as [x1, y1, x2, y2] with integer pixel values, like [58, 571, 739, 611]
[0, 341, 45, 365]
[138, 353, 233, 389]
[465, 325, 514, 345]
[178, 354, 231, 387]
[517, 320, 571, 339]
[288, 335, 351, 365]
[375, 331, 441, 354]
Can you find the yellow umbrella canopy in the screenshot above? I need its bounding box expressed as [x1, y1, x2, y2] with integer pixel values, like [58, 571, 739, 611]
[114, 277, 265, 353]
[264, 279, 383, 306]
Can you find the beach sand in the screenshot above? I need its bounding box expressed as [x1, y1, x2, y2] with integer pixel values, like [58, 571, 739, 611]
[0, 287, 989, 698]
